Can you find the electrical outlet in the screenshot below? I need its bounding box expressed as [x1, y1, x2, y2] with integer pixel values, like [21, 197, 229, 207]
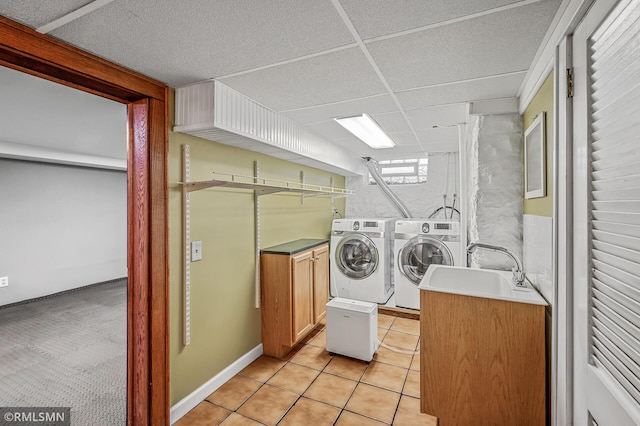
[191, 241, 203, 262]
[0, 277, 8, 288]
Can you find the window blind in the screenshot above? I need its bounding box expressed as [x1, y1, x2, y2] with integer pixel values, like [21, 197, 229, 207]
[589, 0, 640, 406]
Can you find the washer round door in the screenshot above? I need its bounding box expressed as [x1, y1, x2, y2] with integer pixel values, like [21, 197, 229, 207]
[398, 236, 454, 286]
[335, 234, 379, 279]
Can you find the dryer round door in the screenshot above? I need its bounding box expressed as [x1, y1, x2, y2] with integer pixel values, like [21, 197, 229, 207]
[398, 236, 453, 286]
[335, 234, 379, 279]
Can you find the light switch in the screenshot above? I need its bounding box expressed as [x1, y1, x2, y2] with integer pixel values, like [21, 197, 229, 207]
[191, 241, 203, 262]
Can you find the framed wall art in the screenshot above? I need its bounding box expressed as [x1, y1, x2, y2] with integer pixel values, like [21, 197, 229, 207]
[524, 112, 546, 199]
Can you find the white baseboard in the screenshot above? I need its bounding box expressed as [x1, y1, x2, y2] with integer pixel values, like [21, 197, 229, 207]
[170, 344, 263, 424]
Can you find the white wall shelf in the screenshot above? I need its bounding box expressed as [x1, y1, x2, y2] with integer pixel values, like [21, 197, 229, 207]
[180, 172, 353, 197]
[178, 144, 352, 346]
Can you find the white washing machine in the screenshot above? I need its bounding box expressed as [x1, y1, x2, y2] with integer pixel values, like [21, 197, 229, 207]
[330, 218, 394, 304]
[393, 219, 461, 310]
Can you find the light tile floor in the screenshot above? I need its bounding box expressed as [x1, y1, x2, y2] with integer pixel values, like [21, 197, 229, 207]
[176, 314, 437, 425]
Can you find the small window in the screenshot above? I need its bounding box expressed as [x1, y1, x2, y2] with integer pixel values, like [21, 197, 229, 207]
[368, 158, 427, 185]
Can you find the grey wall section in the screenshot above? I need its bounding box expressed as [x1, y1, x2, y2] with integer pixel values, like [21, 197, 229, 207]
[466, 114, 523, 270]
[345, 153, 460, 219]
[0, 66, 127, 159]
[0, 159, 127, 306]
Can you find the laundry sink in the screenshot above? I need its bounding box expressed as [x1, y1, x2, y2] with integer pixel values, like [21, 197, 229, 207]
[419, 265, 547, 305]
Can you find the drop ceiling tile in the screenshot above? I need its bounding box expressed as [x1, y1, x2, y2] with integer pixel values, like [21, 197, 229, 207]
[306, 122, 357, 141]
[0, 0, 92, 29]
[387, 132, 419, 147]
[372, 144, 432, 160]
[415, 127, 460, 145]
[367, 0, 561, 90]
[220, 47, 387, 111]
[419, 140, 460, 153]
[370, 112, 412, 133]
[405, 104, 467, 130]
[395, 72, 526, 110]
[341, 0, 522, 40]
[470, 97, 519, 114]
[331, 137, 378, 158]
[48, 0, 355, 87]
[282, 94, 397, 124]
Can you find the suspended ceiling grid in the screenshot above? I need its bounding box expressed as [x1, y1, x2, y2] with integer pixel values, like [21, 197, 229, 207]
[0, 0, 563, 161]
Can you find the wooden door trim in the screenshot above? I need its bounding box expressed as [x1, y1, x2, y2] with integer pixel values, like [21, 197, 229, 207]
[0, 16, 165, 102]
[0, 16, 169, 425]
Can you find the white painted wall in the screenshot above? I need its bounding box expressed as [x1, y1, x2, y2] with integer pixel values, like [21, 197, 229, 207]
[0, 159, 127, 306]
[0, 65, 128, 306]
[523, 214, 553, 301]
[345, 153, 460, 219]
[467, 114, 523, 270]
[0, 66, 127, 159]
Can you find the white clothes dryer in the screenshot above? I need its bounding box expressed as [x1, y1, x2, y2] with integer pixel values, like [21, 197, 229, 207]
[330, 218, 394, 304]
[393, 219, 461, 310]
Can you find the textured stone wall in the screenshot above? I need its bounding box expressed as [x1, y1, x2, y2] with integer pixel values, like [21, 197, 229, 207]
[467, 114, 523, 270]
[345, 153, 460, 220]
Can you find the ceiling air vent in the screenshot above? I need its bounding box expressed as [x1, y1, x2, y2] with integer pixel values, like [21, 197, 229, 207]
[174, 80, 362, 175]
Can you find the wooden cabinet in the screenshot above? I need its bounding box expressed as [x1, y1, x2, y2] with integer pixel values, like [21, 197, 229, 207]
[420, 290, 546, 425]
[291, 250, 315, 343]
[312, 244, 329, 324]
[261, 241, 329, 358]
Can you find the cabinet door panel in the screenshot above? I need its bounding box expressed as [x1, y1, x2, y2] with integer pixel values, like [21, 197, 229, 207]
[313, 244, 329, 323]
[291, 251, 314, 344]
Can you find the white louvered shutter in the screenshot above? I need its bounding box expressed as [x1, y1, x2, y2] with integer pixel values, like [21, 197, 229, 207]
[589, 0, 640, 406]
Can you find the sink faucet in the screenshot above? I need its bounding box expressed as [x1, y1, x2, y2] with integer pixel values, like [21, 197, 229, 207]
[466, 242, 526, 287]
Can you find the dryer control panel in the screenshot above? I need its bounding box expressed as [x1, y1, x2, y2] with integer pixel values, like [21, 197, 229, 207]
[332, 218, 393, 233]
[396, 220, 459, 236]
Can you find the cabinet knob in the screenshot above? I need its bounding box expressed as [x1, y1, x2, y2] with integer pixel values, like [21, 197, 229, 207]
[310, 258, 315, 262]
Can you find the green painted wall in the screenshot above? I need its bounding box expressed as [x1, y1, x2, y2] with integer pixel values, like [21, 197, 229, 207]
[168, 95, 346, 405]
[523, 72, 554, 217]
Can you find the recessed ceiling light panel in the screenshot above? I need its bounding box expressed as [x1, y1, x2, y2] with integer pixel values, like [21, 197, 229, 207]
[334, 113, 396, 149]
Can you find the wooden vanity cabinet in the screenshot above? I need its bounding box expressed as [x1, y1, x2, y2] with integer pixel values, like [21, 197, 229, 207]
[420, 289, 546, 425]
[261, 241, 329, 358]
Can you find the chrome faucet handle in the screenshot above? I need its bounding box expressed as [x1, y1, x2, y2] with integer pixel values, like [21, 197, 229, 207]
[512, 267, 526, 287]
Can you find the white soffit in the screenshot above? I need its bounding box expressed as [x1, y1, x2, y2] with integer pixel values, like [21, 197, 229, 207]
[0, 0, 92, 29]
[48, 0, 355, 87]
[0, 140, 127, 171]
[367, 0, 562, 91]
[341, 0, 523, 40]
[219, 47, 387, 111]
[174, 80, 363, 176]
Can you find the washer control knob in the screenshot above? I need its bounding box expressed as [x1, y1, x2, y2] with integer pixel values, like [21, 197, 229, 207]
[422, 223, 430, 233]
[353, 221, 360, 231]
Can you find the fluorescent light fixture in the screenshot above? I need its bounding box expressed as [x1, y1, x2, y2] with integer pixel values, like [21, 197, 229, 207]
[334, 113, 396, 149]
